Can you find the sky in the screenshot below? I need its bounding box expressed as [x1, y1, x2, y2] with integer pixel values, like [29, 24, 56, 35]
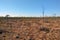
[0, 0, 60, 17]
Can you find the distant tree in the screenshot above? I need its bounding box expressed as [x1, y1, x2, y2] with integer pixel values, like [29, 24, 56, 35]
[53, 13, 56, 17]
[5, 15, 10, 17]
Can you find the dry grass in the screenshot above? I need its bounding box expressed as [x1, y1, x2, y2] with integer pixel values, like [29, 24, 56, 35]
[0, 17, 60, 40]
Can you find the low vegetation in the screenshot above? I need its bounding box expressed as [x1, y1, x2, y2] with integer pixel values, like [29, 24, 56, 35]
[0, 17, 60, 40]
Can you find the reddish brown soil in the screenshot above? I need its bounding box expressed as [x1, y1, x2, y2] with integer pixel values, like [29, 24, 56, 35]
[0, 17, 60, 40]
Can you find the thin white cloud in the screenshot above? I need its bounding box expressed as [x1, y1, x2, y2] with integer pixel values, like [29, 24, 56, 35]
[0, 12, 31, 17]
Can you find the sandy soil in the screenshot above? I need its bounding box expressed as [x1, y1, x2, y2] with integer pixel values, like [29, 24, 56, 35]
[0, 17, 60, 40]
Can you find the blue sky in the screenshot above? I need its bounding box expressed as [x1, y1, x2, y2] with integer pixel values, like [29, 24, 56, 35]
[0, 0, 60, 17]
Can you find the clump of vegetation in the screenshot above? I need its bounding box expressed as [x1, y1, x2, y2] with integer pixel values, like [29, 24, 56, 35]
[40, 26, 50, 33]
[16, 36, 19, 39]
[44, 20, 50, 23]
[0, 30, 3, 34]
[15, 34, 20, 39]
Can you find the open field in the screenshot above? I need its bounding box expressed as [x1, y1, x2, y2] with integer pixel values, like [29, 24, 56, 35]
[0, 17, 60, 40]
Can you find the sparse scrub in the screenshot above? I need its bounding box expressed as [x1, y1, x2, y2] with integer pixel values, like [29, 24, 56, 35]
[0, 17, 60, 40]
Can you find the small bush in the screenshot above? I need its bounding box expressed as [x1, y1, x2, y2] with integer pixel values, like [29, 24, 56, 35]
[40, 27, 50, 33]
